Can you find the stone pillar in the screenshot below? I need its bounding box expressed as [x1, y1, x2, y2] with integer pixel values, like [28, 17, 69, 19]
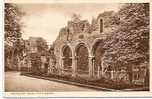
[111, 70, 114, 80]
[72, 56, 77, 77]
[92, 59, 95, 78]
[101, 59, 104, 77]
[97, 66, 100, 79]
[58, 56, 62, 75]
[89, 56, 94, 78]
[60, 56, 64, 74]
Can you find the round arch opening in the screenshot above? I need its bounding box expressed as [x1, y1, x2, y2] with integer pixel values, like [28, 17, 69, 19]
[62, 45, 72, 73]
[92, 40, 104, 76]
[76, 44, 89, 75]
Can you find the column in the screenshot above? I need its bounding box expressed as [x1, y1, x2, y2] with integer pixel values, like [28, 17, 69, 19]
[60, 56, 64, 74]
[89, 56, 94, 78]
[111, 70, 114, 80]
[101, 59, 104, 77]
[72, 56, 77, 77]
[97, 65, 100, 79]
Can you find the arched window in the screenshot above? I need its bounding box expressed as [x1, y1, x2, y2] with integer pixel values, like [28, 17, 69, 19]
[100, 19, 103, 33]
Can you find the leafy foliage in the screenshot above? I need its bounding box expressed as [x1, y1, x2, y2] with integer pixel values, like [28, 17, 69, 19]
[5, 3, 23, 38]
[30, 53, 42, 74]
[5, 3, 24, 70]
[103, 3, 149, 70]
[36, 37, 48, 53]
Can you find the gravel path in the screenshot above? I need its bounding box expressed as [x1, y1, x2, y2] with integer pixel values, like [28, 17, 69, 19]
[5, 71, 96, 92]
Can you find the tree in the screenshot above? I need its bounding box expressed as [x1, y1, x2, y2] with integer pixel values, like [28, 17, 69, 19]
[5, 3, 23, 38]
[102, 3, 149, 83]
[5, 3, 24, 70]
[30, 53, 42, 74]
[36, 37, 48, 53]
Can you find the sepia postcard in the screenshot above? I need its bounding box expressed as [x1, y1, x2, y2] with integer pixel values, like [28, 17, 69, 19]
[3, 0, 152, 98]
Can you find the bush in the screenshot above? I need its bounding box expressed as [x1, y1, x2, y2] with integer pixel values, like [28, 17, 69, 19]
[30, 53, 42, 74]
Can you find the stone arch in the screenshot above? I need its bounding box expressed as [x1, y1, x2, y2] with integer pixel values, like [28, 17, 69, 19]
[61, 44, 73, 73]
[74, 41, 91, 55]
[91, 38, 105, 76]
[91, 38, 104, 55]
[61, 44, 73, 57]
[75, 42, 89, 75]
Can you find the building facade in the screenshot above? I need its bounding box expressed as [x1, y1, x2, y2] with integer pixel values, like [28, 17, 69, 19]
[53, 12, 117, 79]
[52, 12, 147, 84]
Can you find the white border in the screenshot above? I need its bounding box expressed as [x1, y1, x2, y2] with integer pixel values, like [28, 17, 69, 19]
[2, 0, 152, 97]
[4, 0, 152, 3]
[1, 0, 4, 98]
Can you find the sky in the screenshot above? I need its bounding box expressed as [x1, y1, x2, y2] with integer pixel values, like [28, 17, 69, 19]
[18, 3, 122, 45]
